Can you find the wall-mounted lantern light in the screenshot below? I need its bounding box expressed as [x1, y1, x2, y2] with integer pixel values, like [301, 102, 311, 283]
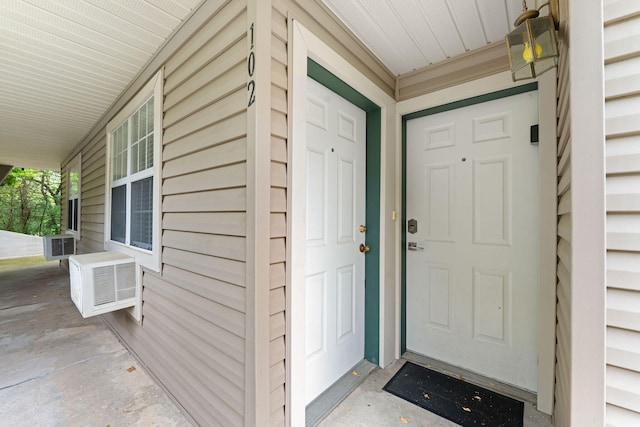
[506, 0, 559, 81]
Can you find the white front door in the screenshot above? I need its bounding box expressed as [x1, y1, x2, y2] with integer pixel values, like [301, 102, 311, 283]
[405, 90, 539, 391]
[305, 77, 367, 404]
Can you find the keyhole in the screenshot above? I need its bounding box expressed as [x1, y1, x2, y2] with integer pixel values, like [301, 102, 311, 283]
[331, 148, 335, 152]
[462, 157, 467, 162]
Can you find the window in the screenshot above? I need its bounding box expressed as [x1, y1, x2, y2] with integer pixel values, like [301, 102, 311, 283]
[67, 154, 81, 238]
[105, 71, 162, 271]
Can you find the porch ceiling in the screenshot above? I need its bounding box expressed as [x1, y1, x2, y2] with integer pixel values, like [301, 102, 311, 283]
[1, 0, 531, 171]
[320, 0, 535, 76]
[0, 0, 204, 171]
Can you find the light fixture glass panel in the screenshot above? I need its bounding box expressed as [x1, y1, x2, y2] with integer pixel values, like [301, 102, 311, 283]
[530, 16, 558, 60]
[506, 23, 534, 81]
[507, 15, 558, 81]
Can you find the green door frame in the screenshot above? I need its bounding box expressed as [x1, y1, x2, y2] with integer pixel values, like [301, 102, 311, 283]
[307, 58, 381, 364]
[400, 82, 538, 353]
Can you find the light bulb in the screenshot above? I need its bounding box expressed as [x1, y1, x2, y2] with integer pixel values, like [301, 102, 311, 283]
[523, 42, 543, 63]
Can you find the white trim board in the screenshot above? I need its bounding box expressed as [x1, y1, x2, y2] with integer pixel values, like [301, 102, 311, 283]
[286, 19, 397, 427]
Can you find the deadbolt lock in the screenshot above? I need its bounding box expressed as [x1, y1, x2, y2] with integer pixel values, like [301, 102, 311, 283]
[359, 224, 367, 233]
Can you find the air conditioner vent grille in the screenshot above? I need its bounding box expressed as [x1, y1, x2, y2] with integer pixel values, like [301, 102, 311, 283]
[93, 266, 116, 305]
[43, 235, 76, 260]
[116, 263, 135, 292]
[51, 236, 75, 256]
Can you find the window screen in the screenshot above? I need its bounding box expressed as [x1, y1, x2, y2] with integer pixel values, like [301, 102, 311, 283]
[111, 185, 126, 244]
[130, 177, 153, 250]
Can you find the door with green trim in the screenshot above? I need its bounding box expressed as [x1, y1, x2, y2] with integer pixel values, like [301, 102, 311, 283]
[405, 91, 539, 391]
[305, 77, 366, 404]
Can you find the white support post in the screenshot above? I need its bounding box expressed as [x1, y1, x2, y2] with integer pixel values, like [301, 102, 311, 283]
[245, 0, 272, 425]
[567, 0, 606, 424]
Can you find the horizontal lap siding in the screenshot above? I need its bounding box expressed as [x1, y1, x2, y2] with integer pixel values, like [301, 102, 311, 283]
[77, 132, 106, 254]
[95, 1, 249, 426]
[554, 35, 571, 427]
[270, 6, 287, 426]
[157, 1, 248, 424]
[604, 2, 640, 424]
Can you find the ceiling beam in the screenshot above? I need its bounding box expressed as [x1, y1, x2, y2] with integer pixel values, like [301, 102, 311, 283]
[396, 41, 510, 101]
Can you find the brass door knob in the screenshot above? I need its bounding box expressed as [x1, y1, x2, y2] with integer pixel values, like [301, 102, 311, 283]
[359, 243, 370, 253]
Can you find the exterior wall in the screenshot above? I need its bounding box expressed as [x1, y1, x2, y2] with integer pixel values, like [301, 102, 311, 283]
[115, 1, 249, 424]
[77, 132, 107, 254]
[63, 1, 250, 425]
[59, 0, 393, 425]
[269, 6, 288, 426]
[603, 1, 640, 423]
[60, 163, 68, 236]
[0, 230, 43, 258]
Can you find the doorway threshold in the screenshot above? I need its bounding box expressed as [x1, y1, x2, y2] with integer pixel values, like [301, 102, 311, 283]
[403, 351, 537, 404]
[306, 359, 378, 427]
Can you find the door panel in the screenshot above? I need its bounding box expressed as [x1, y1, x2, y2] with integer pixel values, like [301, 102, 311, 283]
[305, 77, 366, 404]
[406, 91, 539, 391]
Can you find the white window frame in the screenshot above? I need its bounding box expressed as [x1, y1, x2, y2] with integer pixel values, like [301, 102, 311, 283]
[66, 153, 81, 239]
[104, 70, 163, 272]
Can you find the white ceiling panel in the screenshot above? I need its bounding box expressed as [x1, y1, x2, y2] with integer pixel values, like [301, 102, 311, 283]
[446, 0, 490, 51]
[323, 0, 527, 75]
[0, 0, 203, 171]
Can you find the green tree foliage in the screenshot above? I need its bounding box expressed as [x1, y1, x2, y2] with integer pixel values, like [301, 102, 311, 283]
[0, 168, 61, 236]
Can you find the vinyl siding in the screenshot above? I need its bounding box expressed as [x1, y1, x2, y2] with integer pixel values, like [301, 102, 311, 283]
[604, 1, 640, 423]
[76, 132, 106, 254]
[60, 163, 68, 236]
[139, 1, 248, 424]
[269, 5, 287, 426]
[61, 1, 250, 425]
[554, 31, 572, 427]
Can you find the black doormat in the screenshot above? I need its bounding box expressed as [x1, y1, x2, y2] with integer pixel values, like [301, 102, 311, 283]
[383, 362, 524, 426]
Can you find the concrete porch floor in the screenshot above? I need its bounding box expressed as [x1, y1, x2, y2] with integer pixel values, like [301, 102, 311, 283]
[317, 357, 553, 427]
[1, 257, 553, 426]
[0, 256, 191, 427]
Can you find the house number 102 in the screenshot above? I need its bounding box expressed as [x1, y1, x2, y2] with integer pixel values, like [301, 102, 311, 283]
[247, 23, 256, 107]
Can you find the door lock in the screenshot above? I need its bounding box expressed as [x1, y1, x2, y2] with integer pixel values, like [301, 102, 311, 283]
[359, 243, 370, 253]
[359, 224, 367, 233]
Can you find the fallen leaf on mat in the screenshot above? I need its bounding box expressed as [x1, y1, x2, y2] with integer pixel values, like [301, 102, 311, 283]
[423, 393, 430, 399]
[351, 371, 359, 376]
[400, 416, 409, 424]
[127, 366, 136, 373]
[458, 375, 465, 381]
[473, 395, 482, 401]
[462, 407, 471, 412]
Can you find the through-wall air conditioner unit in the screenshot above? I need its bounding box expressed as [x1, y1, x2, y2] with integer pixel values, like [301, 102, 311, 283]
[43, 234, 76, 260]
[69, 252, 136, 318]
